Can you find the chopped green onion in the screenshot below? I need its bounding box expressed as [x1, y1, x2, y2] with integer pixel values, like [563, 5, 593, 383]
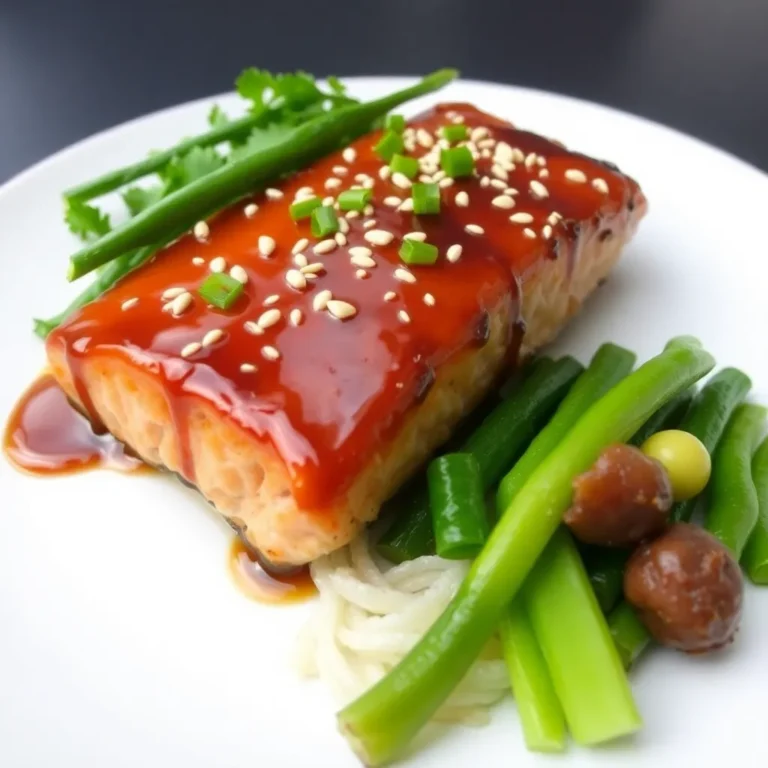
[440, 146, 475, 178]
[399, 238, 439, 265]
[374, 130, 405, 162]
[198, 273, 244, 310]
[338, 188, 372, 212]
[441, 124, 468, 142]
[412, 183, 441, 215]
[389, 154, 419, 179]
[311, 206, 339, 237]
[289, 196, 322, 220]
[386, 114, 406, 133]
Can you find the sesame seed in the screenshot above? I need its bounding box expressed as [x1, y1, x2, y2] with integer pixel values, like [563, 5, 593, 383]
[162, 286, 186, 300]
[384, 196, 403, 207]
[548, 211, 562, 225]
[262, 346, 281, 361]
[355, 173, 371, 184]
[290, 238, 308, 256]
[363, 219, 377, 230]
[349, 246, 373, 259]
[471, 126, 490, 142]
[523, 228, 537, 239]
[480, 148, 492, 159]
[592, 178, 609, 194]
[294, 253, 308, 267]
[491, 164, 509, 181]
[244, 203, 258, 218]
[313, 239, 337, 255]
[259, 235, 276, 257]
[451, 114, 465, 124]
[364, 229, 395, 246]
[346, 210, 360, 219]
[391, 172, 412, 190]
[296, 186, 315, 197]
[524, 152, 537, 169]
[404, 138, 417, 153]
[505, 188, 520, 196]
[439, 177, 454, 189]
[230, 265, 248, 284]
[537, 156, 547, 167]
[490, 179, 507, 190]
[362, 178, 375, 189]
[244, 321, 264, 336]
[322, 196, 335, 207]
[209, 256, 226, 273]
[202, 328, 224, 347]
[171, 292, 193, 316]
[162, 301, 174, 313]
[455, 191, 470, 207]
[356, 269, 368, 279]
[342, 147, 356, 163]
[539, 169, 549, 179]
[338, 217, 350, 234]
[265, 188, 283, 200]
[257, 308, 281, 329]
[121, 298, 139, 311]
[263, 294, 280, 306]
[494, 141, 513, 161]
[301, 262, 325, 275]
[446, 244, 463, 263]
[332, 165, 348, 176]
[384, 291, 397, 302]
[181, 342, 201, 359]
[432, 170, 446, 181]
[351, 253, 376, 268]
[398, 198, 415, 212]
[480, 176, 491, 188]
[510, 212, 534, 224]
[313, 290, 333, 312]
[465, 223, 485, 236]
[398, 310, 411, 324]
[285, 269, 308, 290]
[363, 204, 374, 216]
[542, 224, 553, 240]
[478, 138, 496, 149]
[417, 128, 434, 148]
[423, 293, 436, 307]
[193, 221, 210, 241]
[327, 300, 358, 320]
[335, 232, 347, 247]
[240, 363, 257, 373]
[529, 180, 549, 199]
[511, 147, 525, 163]
[290, 309, 304, 326]
[405, 231, 427, 242]
[324, 177, 342, 190]
[192, 256, 205, 266]
[394, 268, 416, 284]
[378, 165, 392, 181]
[492, 195, 516, 209]
[564, 169, 587, 183]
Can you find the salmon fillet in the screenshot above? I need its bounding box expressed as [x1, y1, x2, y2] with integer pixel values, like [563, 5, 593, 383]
[47, 103, 646, 566]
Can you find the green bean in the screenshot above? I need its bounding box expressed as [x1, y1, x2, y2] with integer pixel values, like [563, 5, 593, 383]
[629, 386, 695, 447]
[608, 601, 651, 669]
[705, 403, 767, 556]
[742, 436, 768, 583]
[338, 338, 714, 766]
[524, 529, 639, 745]
[67, 70, 457, 281]
[671, 368, 752, 522]
[376, 356, 583, 563]
[428, 454, 488, 560]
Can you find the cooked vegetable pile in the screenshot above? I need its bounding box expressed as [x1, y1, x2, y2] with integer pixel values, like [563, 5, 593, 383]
[340, 337, 768, 765]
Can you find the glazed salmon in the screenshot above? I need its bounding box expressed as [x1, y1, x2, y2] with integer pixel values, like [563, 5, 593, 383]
[46, 103, 646, 566]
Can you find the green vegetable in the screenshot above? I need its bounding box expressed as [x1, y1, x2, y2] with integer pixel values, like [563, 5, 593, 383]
[671, 368, 752, 522]
[742, 436, 768, 583]
[399, 239, 438, 265]
[440, 124, 468, 142]
[524, 529, 640, 744]
[198, 273, 244, 309]
[581, 545, 628, 614]
[629, 387, 694, 447]
[289, 196, 322, 220]
[122, 186, 165, 217]
[499, 602, 566, 752]
[608, 601, 650, 669]
[377, 356, 582, 563]
[374, 130, 405, 161]
[427, 453, 488, 559]
[411, 182, 440, 214]
[310, 206, 339, 237]
[389, 153, 419, 179]
[337, 188, 372, 211]
[385, 114, 406, 133]
[705, 403, 767, 556]
[64, 199, 111, 241]
[641, 429, 711, 501]
[339, 338, 714, 765]
[66, 69, 458, 282]
[440, 146, 474, 177]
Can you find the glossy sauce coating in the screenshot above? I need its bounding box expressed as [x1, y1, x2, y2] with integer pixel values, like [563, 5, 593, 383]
[4, 374, 142, 474]
[47, 103, 641, 511]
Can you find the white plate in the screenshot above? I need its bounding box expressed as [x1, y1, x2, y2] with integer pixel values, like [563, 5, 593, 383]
[1, 76, 767, 768]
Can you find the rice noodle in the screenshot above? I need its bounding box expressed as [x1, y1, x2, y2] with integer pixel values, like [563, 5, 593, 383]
[296, 531, 510, 724]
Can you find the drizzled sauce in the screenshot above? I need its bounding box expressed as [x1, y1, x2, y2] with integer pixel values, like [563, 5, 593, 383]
[4, 374, 143, 474]
[229, 539, 316, 604]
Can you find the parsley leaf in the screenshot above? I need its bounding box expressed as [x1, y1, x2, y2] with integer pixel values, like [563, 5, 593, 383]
[122, 185, 164, 216]
[207, 104, 230, 129]
[228, 123, 297, 162]
[161, 146, 226, 191]
[65, 199, 111, 241]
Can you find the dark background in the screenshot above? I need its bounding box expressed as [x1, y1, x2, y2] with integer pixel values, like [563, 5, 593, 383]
[2, 0, 767, 183]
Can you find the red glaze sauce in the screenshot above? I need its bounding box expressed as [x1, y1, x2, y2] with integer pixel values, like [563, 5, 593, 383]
[40, 103, 642, 513]
[229, 539, 316, 604]
[4, 374, 142, 474]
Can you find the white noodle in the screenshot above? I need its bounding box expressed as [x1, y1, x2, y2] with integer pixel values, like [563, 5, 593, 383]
[297, 531, 511, 723]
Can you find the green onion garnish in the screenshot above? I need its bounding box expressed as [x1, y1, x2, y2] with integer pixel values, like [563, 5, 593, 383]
[412, 183, 441, 215]
[289, 196, 322, 220]
[198, 273, 244, 310]
[386, 114, 406, 133]
[389, 153, 419, 179]
[399, 238, 439, 265]
[441, 124, 468, 142]
[311, 206, 339, 237]
[440, 146, 475, 178]
[374, 130, 405, 162]
[338, 188, 372, 212]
